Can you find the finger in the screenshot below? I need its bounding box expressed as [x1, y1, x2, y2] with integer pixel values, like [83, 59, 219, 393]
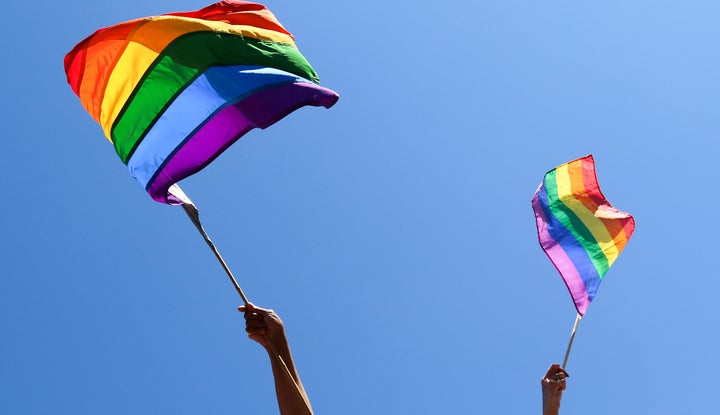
[246, 304, 274, 315]
[244, 309, 264, 318]
[245, 325, 265, 335]
[543, 365, 569, 384]
[245, 319, 267, 329]
[551, 366, 569, 380]
[238, 302, 258, 313]
[243, 308, 266, 320]
[545, 375, 568, 385]
[239, 304, 277, 320]
[543, 364, 561, 379]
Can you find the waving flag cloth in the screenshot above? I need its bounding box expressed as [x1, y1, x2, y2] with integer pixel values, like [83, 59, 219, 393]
[532, 155, 635, 368]
[63, 0, 339, 303]
[64, 3, 337, 408]
[64, 0, 339, 204]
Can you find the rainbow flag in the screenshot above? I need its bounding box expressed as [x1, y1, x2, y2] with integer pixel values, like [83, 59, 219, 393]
[64, 0, 339, 204]
[531, 155, 635, 316]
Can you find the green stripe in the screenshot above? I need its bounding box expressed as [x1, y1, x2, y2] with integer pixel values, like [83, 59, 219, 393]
[111, 32, 319, 163]
[545, 170, 610, 277]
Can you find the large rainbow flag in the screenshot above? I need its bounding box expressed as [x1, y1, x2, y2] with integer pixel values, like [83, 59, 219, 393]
[531, 155, 635, 315]
[64, 0, 339, 204]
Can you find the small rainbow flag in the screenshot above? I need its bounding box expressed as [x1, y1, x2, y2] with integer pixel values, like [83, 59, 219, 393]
[531, 155, 635, 316]
[64, 0, 338, 204]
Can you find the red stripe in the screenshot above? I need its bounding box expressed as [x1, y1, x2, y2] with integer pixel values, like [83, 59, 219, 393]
[64, 20, 140, 119]
[579, 156, 634, 252]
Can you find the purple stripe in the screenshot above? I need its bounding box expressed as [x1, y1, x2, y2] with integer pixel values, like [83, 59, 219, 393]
[536, 181, 601, 301]
[148, 82, 338, 203]
[532, 184, 598, 315]
[128, 66, 313, 190]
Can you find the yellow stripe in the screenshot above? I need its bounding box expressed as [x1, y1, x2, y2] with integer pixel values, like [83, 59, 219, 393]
[99, 15, 296, 137]
[555, 162, 620, 264]
[77, 19, 142, 138]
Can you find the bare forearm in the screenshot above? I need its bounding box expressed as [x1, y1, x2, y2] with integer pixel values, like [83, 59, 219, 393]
[542, 396, 560, 415]
[240, 304, 313, 415]
[267, 349, 313, 415]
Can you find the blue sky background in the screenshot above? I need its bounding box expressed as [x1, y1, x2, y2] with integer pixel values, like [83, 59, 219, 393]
[2, 1, 719, 413]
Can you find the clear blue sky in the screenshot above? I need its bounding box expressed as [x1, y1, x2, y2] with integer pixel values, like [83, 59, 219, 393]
[3, 1, 719, 413]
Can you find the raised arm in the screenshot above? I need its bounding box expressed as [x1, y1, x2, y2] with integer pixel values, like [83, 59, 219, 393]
[541, 364, 569, 415]
[239, 303, 313, 415]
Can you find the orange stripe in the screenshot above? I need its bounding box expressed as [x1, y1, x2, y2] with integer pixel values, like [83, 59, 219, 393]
[76, 19, 143, 125]
[98, 16, 296, 136]
[75, 5, 295, 136]
[579, 157, 633, 258]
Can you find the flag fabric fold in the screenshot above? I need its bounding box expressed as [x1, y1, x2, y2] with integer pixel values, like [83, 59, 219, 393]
[531, 155, 635, 315]
[64, 0, 339, 204]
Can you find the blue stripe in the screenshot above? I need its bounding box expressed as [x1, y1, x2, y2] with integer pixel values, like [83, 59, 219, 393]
[127, 65, 312, 188]
[537, 182, 601, 301]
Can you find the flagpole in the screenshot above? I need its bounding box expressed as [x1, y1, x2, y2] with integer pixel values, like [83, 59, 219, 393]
[169, 185, 312, 413]
[179, 199, 250, 305]
[562, 314, 582, 369]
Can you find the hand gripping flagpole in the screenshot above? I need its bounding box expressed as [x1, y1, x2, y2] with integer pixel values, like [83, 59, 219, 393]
[562, 314, 582, 369]
[168, 184, 313, 414]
